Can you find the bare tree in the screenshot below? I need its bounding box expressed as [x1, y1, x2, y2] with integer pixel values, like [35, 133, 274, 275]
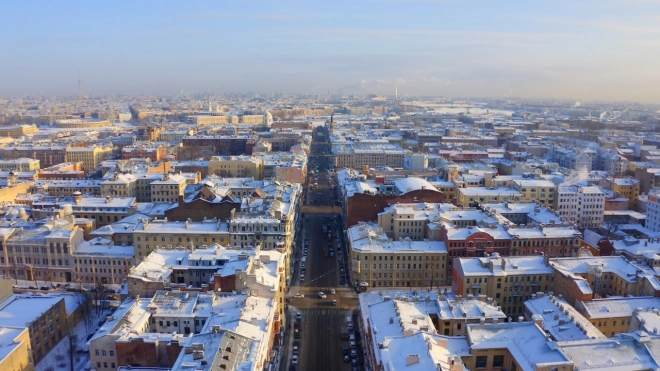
[64, 333, 79, 371]
[75, 293, 94, 332]
[602, 219, 623, 239]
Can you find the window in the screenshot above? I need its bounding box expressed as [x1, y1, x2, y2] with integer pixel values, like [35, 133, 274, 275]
[476, 356, 487, 369]
[109, 350, 114, 357]
[493, 355, 504, 368]
[95, 350, 100, 356]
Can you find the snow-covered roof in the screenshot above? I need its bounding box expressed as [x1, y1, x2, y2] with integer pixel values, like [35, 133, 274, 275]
[579, 297, 660, 319]
[467, 322, 571, 371]
[525, 294, 605, 341]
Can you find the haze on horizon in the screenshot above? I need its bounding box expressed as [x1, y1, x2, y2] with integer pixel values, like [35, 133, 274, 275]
[1, 0, 659, 103]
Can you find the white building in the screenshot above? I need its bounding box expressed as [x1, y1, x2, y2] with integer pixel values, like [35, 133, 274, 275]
[646, 188, 660, 232]
[556, 185, 606, 229]
[403, 153, 428, 170]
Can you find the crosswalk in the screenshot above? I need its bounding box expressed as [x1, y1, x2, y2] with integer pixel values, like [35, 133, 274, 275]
[302, 308, 350, 316]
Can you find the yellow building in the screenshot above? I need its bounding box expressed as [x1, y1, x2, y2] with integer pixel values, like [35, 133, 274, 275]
[132, 219, 230, 263]
[66, 146, 113, 172]
[348, 223, 448, 288]
[0, 125, 38, 138]
[54, 118, 110, 128]
[0, 158, 40, 172]
[189, 115, 229, 125]
[511, 178, 556, 207]
[240, 114, 265, 124]
[208, 155, 264, 180]
[575, 297, 660, 337]
[599, 177, 640, 208]
[0, 327, 34, 371]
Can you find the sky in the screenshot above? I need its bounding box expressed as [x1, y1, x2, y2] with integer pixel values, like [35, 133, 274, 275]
[1, 1, 660, 102]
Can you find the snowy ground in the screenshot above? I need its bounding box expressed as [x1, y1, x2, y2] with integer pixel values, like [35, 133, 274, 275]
[36, 306, 113, 371]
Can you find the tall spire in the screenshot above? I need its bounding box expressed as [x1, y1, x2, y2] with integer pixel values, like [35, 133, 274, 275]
[395, 85, 399, 109]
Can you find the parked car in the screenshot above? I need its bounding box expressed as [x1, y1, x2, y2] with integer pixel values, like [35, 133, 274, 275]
[292, 355, 299, 364]
[318, 292, 326, 299]
[293, 294, 304, 299]
[332, 300, 337, 306]
[330, 289, 336, 294]
[343, 355, 350, 362]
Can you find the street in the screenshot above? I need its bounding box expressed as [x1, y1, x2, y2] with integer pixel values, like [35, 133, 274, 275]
[281, 124, 364, 371]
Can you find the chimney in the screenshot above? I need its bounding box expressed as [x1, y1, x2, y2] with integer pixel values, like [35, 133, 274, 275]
[501, 259, 506, 271]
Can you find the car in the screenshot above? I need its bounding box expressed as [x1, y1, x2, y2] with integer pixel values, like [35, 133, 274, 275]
[352, 358, 358, 366]
[332, 300, 337, 306]
[340, 279, 346, 285]
[350, 341, 356, 349]
[351, 349, 357, 358]
[343, 355, 350, 362]
[40, 286, 50, 291]
[28, 285, 37, 290]
[293, 346, 299, 355]
[300, 276, 305, 282]
[296, 312, 302, 320]
[293, 294, 304, 299]
[318, 292, 326, 299]
[330, 289, 336, 294]
[292, 355, 299, 364]
[340, 268, 345, 273]
[289, 365, 297, 371]
[342, 345, 349, 354]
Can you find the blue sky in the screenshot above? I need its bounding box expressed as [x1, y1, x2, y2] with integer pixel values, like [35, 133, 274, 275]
[1, 1, 659, 102]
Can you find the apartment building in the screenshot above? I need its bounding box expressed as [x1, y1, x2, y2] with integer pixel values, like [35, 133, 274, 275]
[555, 185, 606, 228]
[149, 173, 188, 203]
[182, 135, 253, 156]
[348, 222, 448, 289]
[549, 256, 660, 306]
[208, 155, 264, 179]
[0, 294, 68, 364]
[0, 326, 34, 371]
[72, 237, 134, 285]
[453, 255, 554, 317]
[509, 177, 556, 207]
[457, 187, 523, 206]
[0, 158, 40, 172]
[189, 115, 229, 125]
[524, 294, 605, 342]
[1, 227, 84, 284]
[31, 179, 102, 196]
[599, 177, 640, 209]
[63, 194, 137, 227]
[333, 144, 407, 170]
[132, 219, 230, 263]
[0, 124, 38, 138]
[1, 145, 68, 168]
[575, 297, 660, 337]
[647, 188, 660, 232]
[65, 145, 113, 172]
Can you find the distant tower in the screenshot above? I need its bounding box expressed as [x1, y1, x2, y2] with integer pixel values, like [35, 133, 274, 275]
[78, 72, 81, 102]
[395, 85, 399, 109]
[107, 105, 115, 123]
